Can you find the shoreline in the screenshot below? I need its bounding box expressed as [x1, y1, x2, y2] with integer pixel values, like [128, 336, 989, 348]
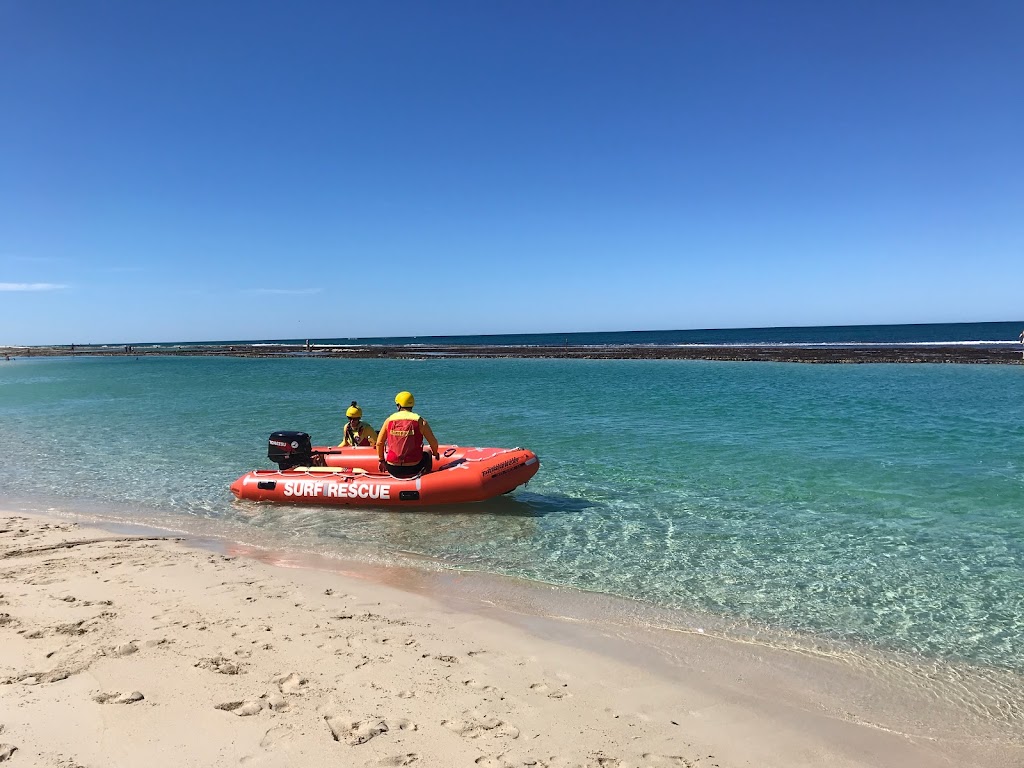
[2, 509, 1023, 767]
[2, 342, 1023, 364]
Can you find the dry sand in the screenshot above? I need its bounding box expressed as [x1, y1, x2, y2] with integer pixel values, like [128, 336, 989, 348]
[1, 510, 1021, 768]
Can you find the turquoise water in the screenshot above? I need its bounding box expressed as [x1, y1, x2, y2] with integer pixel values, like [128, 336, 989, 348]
[1, 355, 1023, 674]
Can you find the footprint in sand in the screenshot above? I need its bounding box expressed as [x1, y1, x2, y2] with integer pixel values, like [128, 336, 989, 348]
[324, 714, 389, 745]
[195, 655, 245, 675]
[107, 642, 138, 657]
[592, 756, 628, 768]
[529, 682, 570, 699]
[640, 755, 698, 767]
[473, 757, 514, 767]
[348, 631, 394, 650]
[260, 724, 294, 749]
[259, 691, 284, 711]
[272, 671, 307, 694]
[14, 669, 70, 685]
[345, 633, 368, 649]
[462, 678, 497, 693]
[381, 753, 419, 766]
[93, 691, 145, 704]
[442, 711, 520, 740]
[215, 698, 264, 716]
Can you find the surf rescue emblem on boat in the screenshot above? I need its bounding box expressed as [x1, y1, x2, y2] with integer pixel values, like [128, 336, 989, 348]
[282, 480, 392, 499]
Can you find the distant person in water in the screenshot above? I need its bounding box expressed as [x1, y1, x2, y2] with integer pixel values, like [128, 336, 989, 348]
[376, 391, 440, 478]
[339, 401, 377, 447]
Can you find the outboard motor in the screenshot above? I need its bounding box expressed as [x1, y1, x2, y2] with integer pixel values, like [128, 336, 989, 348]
[268, 431, 312, 470]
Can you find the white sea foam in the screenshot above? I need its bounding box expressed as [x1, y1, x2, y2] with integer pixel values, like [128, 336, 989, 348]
[660, 340, 1019, 348]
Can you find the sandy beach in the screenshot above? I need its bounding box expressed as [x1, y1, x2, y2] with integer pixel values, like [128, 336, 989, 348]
[1, 510, 1021, 768]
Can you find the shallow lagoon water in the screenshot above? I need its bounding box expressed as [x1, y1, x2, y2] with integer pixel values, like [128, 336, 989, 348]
[1, 355, 1023, 678]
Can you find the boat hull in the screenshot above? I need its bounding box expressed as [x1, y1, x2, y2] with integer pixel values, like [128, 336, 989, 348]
[230, 445, 539, 507]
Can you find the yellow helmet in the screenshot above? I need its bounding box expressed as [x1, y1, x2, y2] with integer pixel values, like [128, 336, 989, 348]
[395, 391, 415, 408]
[345, 401, 362, 418]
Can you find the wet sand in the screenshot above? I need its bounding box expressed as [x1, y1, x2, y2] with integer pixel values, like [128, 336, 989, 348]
[3, 343, 1022, 364]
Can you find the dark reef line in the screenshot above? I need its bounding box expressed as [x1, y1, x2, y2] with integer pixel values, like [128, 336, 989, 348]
[3, 343, 1021, 364]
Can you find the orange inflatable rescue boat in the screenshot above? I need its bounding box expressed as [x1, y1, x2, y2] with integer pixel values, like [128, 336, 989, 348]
[230, 432, 539, 507]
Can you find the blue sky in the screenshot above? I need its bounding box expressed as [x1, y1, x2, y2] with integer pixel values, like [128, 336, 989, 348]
[1, 1, 1021, 345]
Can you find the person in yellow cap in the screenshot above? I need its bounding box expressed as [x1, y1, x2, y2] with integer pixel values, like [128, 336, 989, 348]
[339, 401, 378, 447]
[376, 391, 440, 478]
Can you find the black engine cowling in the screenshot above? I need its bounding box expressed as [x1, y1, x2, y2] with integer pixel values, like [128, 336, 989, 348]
[268, 431, 312, 470]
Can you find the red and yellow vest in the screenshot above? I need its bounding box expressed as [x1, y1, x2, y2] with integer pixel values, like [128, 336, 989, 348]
[382, 411, 424, 465]
[343, 422, 375, 447]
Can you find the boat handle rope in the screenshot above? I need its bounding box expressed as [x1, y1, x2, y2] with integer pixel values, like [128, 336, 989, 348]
[456, 447, 521, 464]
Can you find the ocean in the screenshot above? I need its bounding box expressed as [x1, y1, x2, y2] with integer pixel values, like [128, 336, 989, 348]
[65, 319, 1024, 350]
[2, 322, 1023, 724]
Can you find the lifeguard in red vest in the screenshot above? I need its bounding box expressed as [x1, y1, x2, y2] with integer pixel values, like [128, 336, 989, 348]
[376, 391, 440, 478]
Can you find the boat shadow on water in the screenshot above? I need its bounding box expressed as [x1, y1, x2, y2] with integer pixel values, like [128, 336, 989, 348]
[500, 490, 595, 516]
[378, 490, 594, 518]
[421, 490, 595, 518]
